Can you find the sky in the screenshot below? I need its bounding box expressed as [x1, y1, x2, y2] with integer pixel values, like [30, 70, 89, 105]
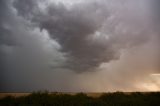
[0, 0, 160, 92]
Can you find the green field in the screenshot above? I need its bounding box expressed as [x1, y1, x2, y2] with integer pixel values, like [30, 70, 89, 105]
[0, 91, 160, 106]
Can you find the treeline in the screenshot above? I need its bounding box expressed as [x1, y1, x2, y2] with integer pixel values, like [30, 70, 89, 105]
[0, 91, 160, 106]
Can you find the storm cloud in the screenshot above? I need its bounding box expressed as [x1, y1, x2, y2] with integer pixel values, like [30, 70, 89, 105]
[14, 0, 155, 72]
[0, 0, 159, 92]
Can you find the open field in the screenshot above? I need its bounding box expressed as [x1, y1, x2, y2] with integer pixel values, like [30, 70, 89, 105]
[0, 92, 103, 99]
[1, 92, 160, 106]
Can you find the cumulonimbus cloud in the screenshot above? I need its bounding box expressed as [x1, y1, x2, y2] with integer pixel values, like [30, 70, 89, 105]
[0, 0, 159, 92]
[13, 0, 156, 73]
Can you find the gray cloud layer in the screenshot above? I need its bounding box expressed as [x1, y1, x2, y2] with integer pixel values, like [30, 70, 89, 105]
[0, 0, 159, 91]
[14, 0, 155, 72]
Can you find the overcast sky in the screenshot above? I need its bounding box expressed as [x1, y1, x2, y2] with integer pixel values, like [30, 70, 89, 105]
[0, 0, 160, 92]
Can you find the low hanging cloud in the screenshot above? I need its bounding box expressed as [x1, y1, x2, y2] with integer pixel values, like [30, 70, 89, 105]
[0, 0, 159, 92]
[14, 0, 155, 73]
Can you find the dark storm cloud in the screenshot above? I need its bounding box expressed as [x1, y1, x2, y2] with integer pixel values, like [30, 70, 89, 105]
[0, 0, 159, 92]
[39, 2, 115, 72]
[14, 0, 117, 72]
[13, 0, 154, 73]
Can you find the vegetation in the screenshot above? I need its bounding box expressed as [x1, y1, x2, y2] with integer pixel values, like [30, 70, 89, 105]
[0, 91, 160, 106]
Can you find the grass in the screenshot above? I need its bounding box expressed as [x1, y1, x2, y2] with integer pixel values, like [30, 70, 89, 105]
[0, 91, 160, 106]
